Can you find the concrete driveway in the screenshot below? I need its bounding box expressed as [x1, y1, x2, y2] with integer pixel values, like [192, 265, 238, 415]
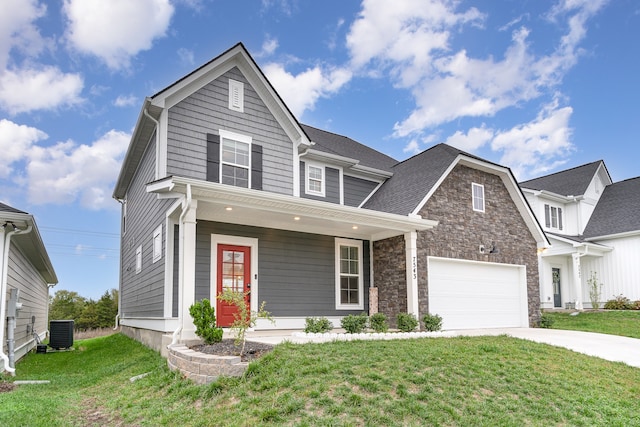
[248, 328, 640, 368]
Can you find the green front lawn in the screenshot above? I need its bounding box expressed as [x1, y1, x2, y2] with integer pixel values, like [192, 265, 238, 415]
[2, 333, 639, 426]
[545, 310, 640, 339]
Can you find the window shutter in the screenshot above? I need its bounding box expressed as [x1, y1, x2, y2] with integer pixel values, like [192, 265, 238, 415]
[206, 133, 220, 182]
[558, 208, 563, 231]
[251, 144, 263, 190]
[544, 204, 551, 228]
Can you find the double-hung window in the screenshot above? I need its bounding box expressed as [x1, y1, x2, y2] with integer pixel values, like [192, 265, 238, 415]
[220, 130, 251, 188]
[544, 204, 563, 231]
[305, 162, 325, 197]
[335, 238, 363, 310]
[472, 183, 485, 212]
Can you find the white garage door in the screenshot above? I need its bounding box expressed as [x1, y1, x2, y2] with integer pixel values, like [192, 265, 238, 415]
[428, 257, 528, 330]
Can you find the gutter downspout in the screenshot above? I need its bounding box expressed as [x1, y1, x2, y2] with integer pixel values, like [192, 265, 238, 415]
[0, 223, 32, 376]
[114, 198, 125, 331]
[171, 184, 192, 346]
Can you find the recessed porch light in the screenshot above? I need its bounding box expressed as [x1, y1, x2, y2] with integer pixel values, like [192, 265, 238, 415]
[294, 216, 300, 221]
[225, 207, 233, 211]
[352, 225, 358, 230]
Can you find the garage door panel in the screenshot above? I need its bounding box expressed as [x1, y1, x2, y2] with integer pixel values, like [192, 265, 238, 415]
[428, 257, 527, 330]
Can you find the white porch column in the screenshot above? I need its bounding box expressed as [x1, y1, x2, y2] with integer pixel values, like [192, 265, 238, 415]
[572, 253, 584, 310]
[404, 231, 419, 318]
[179, 199, 198, 340]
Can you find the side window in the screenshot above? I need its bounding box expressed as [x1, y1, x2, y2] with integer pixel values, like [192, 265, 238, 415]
[305, 162, 325, 197]
[122, 199, 127, 235]
[135, 245, 142, 274]
[335, 238, 363, 310]
[544, 204, 563, 231]
[472, 183, 485, 212]
[219, 130, 251, 188]
[152, 225, 162, 263]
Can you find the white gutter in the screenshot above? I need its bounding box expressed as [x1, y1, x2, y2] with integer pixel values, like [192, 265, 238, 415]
[170, 184, 192, 346]
[0, 223, 33, 376]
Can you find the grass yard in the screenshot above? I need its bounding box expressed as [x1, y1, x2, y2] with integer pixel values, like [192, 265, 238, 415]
[2, 333, 640, 426]
[545, 310, 640, 339]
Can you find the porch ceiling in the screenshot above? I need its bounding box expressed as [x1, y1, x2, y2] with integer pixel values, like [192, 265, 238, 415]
[148, 176, 438, 241]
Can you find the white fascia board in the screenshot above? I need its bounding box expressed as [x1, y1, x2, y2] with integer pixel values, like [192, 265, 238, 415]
[151, 176, 438, 234]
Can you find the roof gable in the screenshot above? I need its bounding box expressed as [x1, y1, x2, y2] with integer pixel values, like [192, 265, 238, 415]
[519, 161, 610, 197]
[113, 42, 310, 199]
[583, 176, 640, 239]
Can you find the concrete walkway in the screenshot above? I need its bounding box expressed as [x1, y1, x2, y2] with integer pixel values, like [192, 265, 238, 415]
[246, 328, 640, 368]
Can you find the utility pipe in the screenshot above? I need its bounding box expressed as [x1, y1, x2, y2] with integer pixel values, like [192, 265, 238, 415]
[170, 184, 192, 346]
[0, 223, 32, 376]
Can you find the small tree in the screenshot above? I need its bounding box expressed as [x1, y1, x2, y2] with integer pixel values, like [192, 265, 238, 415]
[189, 299, 223, 344]
[588, 271, 603, 310]
[217, 289, 273, 355]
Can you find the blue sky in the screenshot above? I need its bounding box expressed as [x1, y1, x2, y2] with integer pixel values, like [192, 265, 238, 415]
[1, 0, 638, 299]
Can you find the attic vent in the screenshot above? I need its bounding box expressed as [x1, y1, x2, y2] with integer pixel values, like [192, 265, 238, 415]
[228, 79, 244, 112]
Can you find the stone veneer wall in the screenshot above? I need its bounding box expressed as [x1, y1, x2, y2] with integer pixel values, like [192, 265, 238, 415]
[416, 164, 541, 326]
[373, 235, 406, 328]
[167, 344, 248, 385]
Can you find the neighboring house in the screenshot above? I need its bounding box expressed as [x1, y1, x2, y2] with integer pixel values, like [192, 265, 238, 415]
[0, 203, 57, 375]
[113, 43, 548, 354]
[520, 162, 640, 309]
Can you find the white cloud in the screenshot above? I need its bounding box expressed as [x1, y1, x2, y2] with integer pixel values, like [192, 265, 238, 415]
[0, 0, 49, 69]
[345, 0, 605, 139]
[264, 63, 352, 117]
[0, 119, 47, 178]
[403, 139, 421, 155]
[26, 129, 131, 209]
[114, 94, 138, 107]
[177, 47, 195, 67]
[63, 0, 174, 70]
[258, 37, 279, 57]
[491, 99, 574, 179]
[444, 125, 494, 152]
[0, 66, 83, 114]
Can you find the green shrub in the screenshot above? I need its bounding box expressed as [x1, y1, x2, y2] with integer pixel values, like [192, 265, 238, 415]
[304, 317, 333, 333]
[604, 294, 633, 310]
[539, 313, 555, 328]
[189, 299, 223, 344]
[369, 312, 388, 333]
[422, 313, 443, 332]
[396, 313, 418, 332]
[341, 313, 368, 334]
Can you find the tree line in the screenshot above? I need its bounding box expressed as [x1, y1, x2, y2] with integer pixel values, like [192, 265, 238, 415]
[49, 289, 118, 330]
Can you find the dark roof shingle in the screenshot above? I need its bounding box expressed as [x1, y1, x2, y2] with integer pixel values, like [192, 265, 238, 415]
[582, 177, 640, 238]
[0, 202, 27, 215]
[519, 161, 604, 196]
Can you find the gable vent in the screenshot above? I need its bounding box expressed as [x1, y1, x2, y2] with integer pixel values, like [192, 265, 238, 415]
[229, 79, 244, 112]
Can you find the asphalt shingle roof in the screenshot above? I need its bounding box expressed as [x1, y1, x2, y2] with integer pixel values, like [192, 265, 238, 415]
[582, 177, 640, 238]
[301, 124, 397, 172]
[519, 161, 604, 196]
[363, 144, 465, 215]
[0, 202, 27, 215]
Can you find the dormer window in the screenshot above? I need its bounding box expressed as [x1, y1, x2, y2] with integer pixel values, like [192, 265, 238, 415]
[544, 204, 563, 231]
[305, 162, 325, 197]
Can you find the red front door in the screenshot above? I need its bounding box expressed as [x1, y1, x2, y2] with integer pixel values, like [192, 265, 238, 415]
[216, 244, 251, 327]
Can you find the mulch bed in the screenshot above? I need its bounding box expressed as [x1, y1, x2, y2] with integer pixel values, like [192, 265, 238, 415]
[190, 339, 274, 362]
[0, 382, 16, 393]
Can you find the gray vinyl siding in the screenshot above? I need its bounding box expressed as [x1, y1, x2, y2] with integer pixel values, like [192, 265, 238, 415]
[1, 244, 49, 363]
[166, 67, 294, 195]
[120, 135, 173, 318]
[300, 161, 341, 204]
[344, 175, 379, 207]
[194, 221, 369, 317]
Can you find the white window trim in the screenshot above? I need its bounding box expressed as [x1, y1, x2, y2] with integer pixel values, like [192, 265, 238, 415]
[135, 245, 142, 274]
[122, 198, 127, 235]
[228, 79, 244, 112]
[544, 203, 564, 231]
[219, 129, 252, 188]
[305, 161, 326, 197]
[152, 225, 162, 263]
[472, 183, 485, 212]
[335, 238, 364, 310]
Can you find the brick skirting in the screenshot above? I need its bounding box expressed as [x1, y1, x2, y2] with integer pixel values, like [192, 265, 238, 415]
[167, 344, 248, 385]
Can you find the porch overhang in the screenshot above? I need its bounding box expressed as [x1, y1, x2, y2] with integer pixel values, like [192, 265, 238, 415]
[541, 234, 612, 258]
[147, 176, 438, 241]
